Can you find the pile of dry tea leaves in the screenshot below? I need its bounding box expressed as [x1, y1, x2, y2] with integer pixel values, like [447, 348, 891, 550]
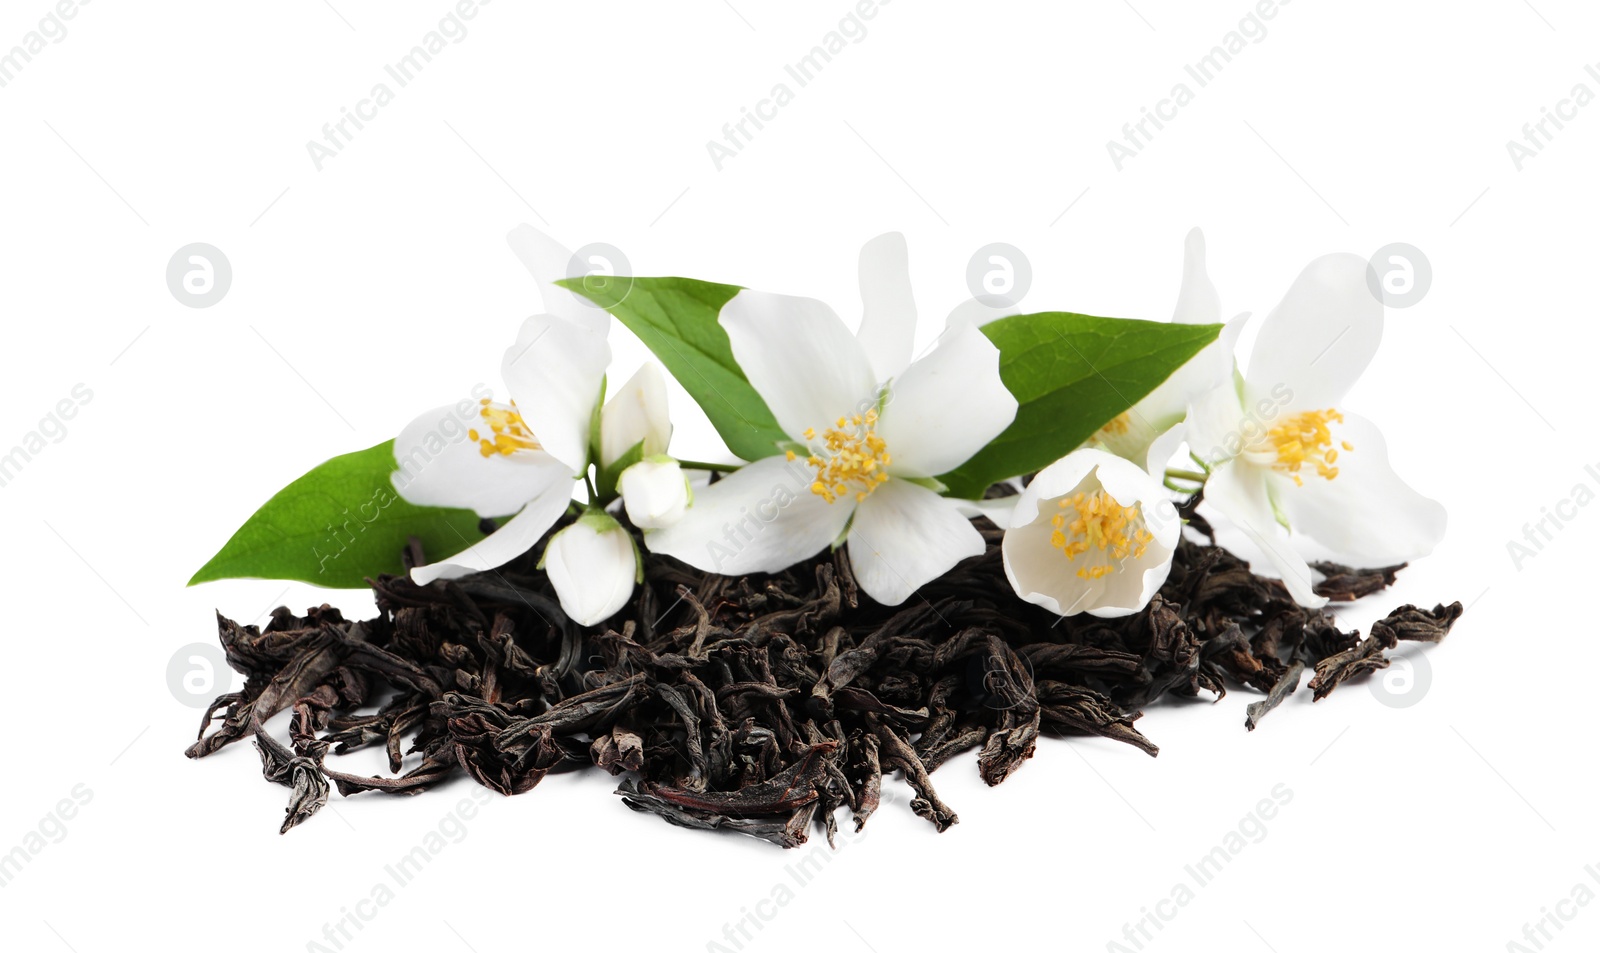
[186, 512, 1462, 847]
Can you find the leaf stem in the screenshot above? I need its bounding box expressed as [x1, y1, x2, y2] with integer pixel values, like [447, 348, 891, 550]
[1164, 468, 1209, 483]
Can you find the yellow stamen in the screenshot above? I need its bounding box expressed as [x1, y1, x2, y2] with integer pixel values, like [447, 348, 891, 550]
[1050, 491, 1154, 581]
[475, 404, 541, 458]
[805, 409, 891, 504]
[1264, 408, 1348, 486]
[1098, 412, 1132, 437]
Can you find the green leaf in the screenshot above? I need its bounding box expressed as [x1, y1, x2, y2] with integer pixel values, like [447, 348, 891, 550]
[937, 314, 1223, 498]
[559, 276, 788, 462]
[188, 440, 486, 589]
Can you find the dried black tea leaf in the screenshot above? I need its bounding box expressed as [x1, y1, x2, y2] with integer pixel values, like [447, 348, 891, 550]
[1244, 661, 1305, 731]
[185, 519, 1460, 847]
[1312, 561, 1407, 602]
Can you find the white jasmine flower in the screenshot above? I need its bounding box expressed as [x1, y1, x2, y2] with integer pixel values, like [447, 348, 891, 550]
[1185, 252, 1447, 607]
[390, 226, 647, 625]
[645, 234, 1020, 606]
[1002, 448, 1179, 618]
[391, 305, 609, 588]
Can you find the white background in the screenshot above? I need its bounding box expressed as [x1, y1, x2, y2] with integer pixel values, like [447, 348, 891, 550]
[1, 1, 1596, 950]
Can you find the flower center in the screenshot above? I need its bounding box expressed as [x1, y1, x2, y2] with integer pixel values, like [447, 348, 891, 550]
[798, 409, 892, 504]
[1098, 412, 1133, 437]
[1049, 491, 1154, 580]
[1263, 408, 1351, 486]
[470, 398, 541, 458]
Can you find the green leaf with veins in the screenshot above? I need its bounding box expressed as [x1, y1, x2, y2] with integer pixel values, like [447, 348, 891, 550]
[559, 277, 788, 462]
[937, 313, 1224, 499]
[188, 440, 486, 588]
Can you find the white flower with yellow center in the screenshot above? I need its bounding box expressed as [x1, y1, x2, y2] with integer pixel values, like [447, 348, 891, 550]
[389, 226, 656, 626]
[1002, 448, 1179, 618]
[644, 233, 1020, 606]
[1184, 252, 1446, 608]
